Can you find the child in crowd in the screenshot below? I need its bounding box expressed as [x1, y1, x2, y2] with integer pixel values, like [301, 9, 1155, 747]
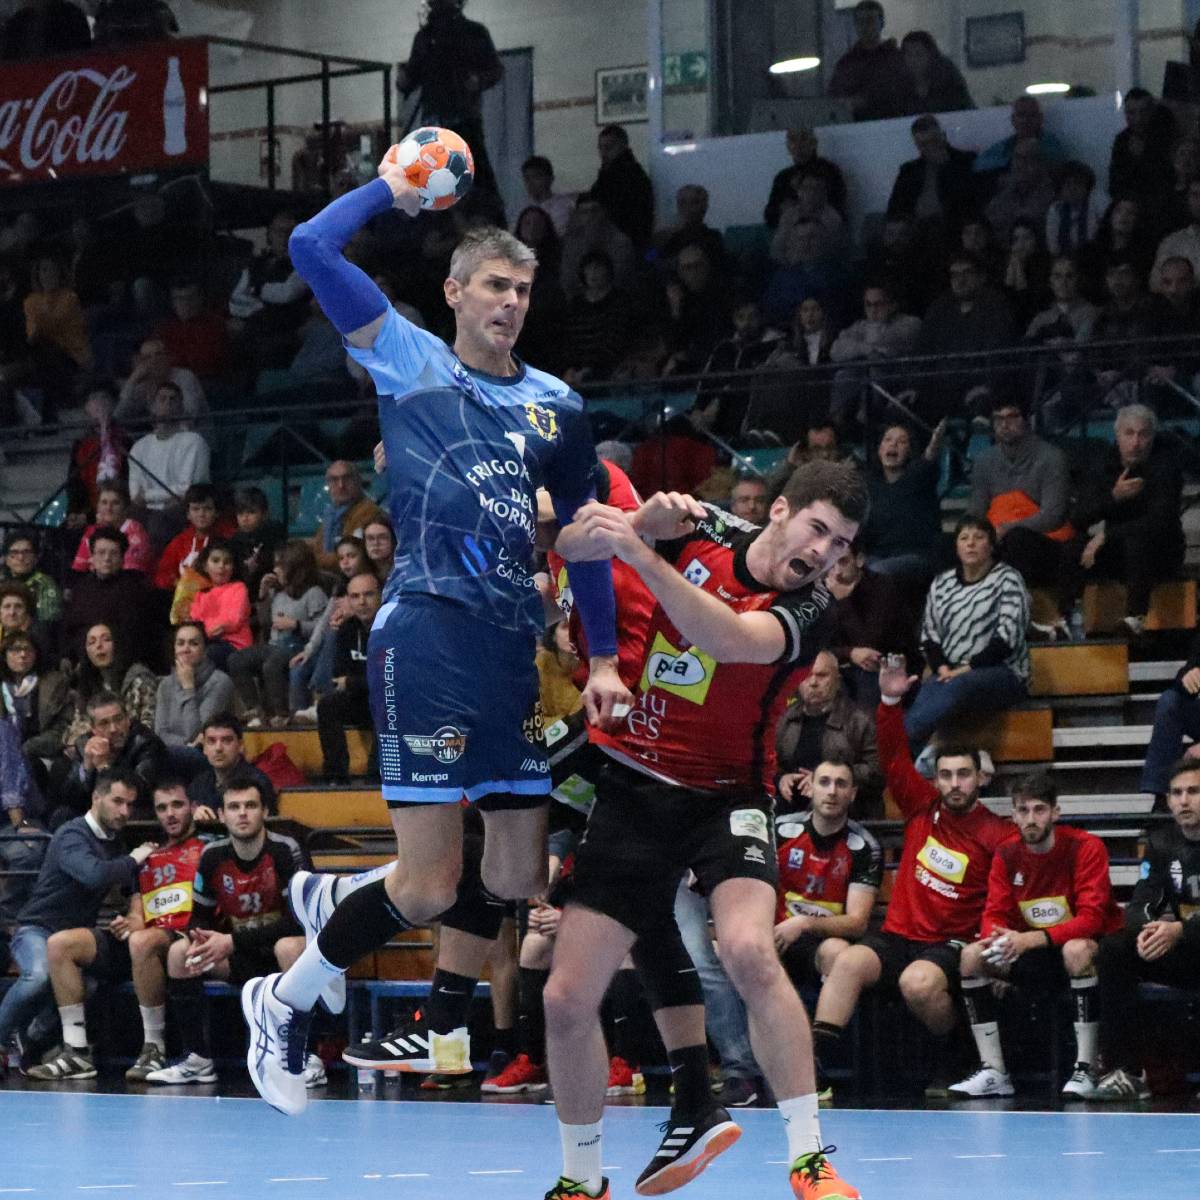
[187, 541, 252, 670]
[154, 484, 233, 592]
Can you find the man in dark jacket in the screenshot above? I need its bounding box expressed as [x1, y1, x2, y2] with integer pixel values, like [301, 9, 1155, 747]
[828, 0, 906, 121]
[1073, 403, 1184, 635]
[0, 768, 155, 1071]
[318, 572, 380, 782]
[585, 125, 654, 252]
[775, 651, 883, 817]
[49, 693, 164, 828]
[186, 713, 276, 815]
[764, 127, 848, 227]
[887, 115, 978, 232]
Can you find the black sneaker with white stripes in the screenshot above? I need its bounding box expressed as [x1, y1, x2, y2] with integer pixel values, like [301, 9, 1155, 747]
[341, 1019, 470, 1075]
[24, 1044, 96, 1081]
[634, 1106, 741, 1196]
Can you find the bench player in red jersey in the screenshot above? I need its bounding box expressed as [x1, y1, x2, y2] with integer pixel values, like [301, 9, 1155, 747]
[26, 778, 209, 1083]
[544, 460, 867, 1200]
[810, 657, 1013, 1099]
[949, 770, 1123, 1099]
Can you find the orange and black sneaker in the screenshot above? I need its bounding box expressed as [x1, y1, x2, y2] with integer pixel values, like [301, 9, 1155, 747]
[544, 1177, 610, 1200]
[789, 1145, 860, 1200]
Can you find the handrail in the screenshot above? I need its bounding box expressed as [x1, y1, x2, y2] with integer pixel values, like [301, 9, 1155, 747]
[205, 36, 391, 72]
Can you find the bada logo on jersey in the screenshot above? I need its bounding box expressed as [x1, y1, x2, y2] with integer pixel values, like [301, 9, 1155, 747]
[1018, 895, 1072, 928]
[524, 403, 559, 442]
[916, 835, 969, 884]
[640, 631, 716, 704]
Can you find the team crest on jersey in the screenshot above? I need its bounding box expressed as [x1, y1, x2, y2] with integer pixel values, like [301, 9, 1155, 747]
[640, 630, 716, 705]
[524, 403, 559, 442]
[682, 558, 711, 587]
[788, 847, 806, 870]
[403, 725, 468, 763]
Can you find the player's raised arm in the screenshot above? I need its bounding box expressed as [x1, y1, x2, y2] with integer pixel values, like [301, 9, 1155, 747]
[288, 164, 421, 351]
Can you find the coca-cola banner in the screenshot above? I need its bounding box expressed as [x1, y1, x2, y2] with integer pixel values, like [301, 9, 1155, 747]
[0, 37, 208, 185]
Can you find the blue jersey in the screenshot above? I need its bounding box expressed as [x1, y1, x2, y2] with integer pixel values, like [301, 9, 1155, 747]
[347, 309, 602, 636]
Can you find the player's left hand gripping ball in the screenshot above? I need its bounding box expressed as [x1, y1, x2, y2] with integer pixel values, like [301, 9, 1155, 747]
[383, 126, 475, 211]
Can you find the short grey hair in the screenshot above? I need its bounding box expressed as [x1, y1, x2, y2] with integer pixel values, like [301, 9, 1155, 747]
[449, 227, 538, 284]
[1114, 403, 1157, 435]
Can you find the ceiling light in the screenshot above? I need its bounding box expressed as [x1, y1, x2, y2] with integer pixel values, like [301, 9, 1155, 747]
[1026, 82, 1070, 95]
[769, 56, 821, 75]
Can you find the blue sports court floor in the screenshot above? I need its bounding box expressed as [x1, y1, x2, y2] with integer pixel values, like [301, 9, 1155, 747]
[1, 1091, 1198, 1199]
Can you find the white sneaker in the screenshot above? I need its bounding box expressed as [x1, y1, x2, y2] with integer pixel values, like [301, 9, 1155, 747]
[287, 870, 345, 1015]
[303, 1052, 328, 1089]
[241, 974, 311, 1116]
[292, 706, 319, 726]
[1091, 1067, 1151, 1101]
[145, 1052, 217, 1085]
[244, 715, 265, 730]
[948, 1065, 1014, 1098]
[1061, 1062, 1100, 1099]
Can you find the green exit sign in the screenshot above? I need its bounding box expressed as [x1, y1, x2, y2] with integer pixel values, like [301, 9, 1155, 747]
[664, 50, 708, 93]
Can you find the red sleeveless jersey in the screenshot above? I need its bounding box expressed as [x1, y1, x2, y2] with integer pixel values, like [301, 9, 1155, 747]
[137, 836, 207, 931]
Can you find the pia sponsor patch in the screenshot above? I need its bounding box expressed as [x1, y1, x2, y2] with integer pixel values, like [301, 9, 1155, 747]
[730, 808, 770, 843]
[403, 725, 468, 764]
[640, 630, 716, 704]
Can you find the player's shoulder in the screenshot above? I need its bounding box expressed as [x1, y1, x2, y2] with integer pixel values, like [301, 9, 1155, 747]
[198, 837, 232, 865]
[518, 363, 584, 414]
[845, 817, 881, 855]
[775, 809, 814, 841]
[265, 830, 302, 856]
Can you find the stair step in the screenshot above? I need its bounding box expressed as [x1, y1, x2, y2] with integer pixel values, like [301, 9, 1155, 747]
[1053, 725, 1153, 749]
[1129, 660, 1186, 683]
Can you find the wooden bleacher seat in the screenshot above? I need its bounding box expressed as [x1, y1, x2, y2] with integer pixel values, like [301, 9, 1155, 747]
[245, 728, 373, 776]
[1029, 642, 1128, 697]
[1083, 580, 1196, 634]
[278, 786, 385, 828]
[946, 704, 1054, 762]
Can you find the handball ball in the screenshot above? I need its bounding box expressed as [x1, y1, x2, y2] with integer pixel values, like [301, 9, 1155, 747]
[386, 127, 475, 211]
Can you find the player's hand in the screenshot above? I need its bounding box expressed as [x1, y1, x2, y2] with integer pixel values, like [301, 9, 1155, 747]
[110, 915, 132, 941]
[377, 152, 423, 218]
[186, 929, 234, 973]
[129, 841, 158, 866]
[879, 655, 918, 701]
[557, 501, 647, 566]
[1180, 666, 1200, 695]
[582, 655, 633, 732]
[798, 772, 814, 799]
[778, 772, 804, 803]
[193, 805, 217, 822]
[529, 903, 560, 937]
[1111, 468, 1144, 503]
[1137, 919, 1183, 961]
[773, 916, 809, 953]
[373, 441, 387, 475]
[981, 928, 1018, 967]
[630, 492, 708, 542]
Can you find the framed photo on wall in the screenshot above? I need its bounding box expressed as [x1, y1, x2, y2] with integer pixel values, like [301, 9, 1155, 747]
[596, 65, 648, 125]
[965, 13, 1026, 69]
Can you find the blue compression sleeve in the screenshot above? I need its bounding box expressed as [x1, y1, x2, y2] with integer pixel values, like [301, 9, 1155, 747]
[288, 178, 395, 335]
[553, 494, 618, 659]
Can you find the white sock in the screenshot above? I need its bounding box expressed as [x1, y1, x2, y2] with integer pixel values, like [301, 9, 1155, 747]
[970, 1021, 1006, 1074]
[139, 1005, 166, 1051]
[275, 939, 345, 1011]
[558, 1120, 603, 1193]
[778, 1093, 822, 1161]
[333, 862, 395, 904]
[59, 1004, 87, 1050]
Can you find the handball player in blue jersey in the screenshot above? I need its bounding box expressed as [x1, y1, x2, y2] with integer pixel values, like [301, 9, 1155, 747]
[241, 154, 630, 1116]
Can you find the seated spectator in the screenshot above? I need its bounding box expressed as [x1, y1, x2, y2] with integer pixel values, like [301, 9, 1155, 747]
[774, 758, 882, 994]
[1, 0, 91, 60]
[775, 651, 883, 818]
[289, 536, 373, 723]
[663, 241, 732, 376]
[825, 540, 919, 709]
[1144, 256, 1200, 409]
[230, 541, 326, 729]
[974, 95, 1070, 176]
[311, 461, 384, 573]
[559, 197, 636, 301]
[1074, 404, 1183, 636]
[906, 517, 1030, 751]
[1025, 254, 1099, 344]
[186, 542, 251, 670]
[155, 622, 235, 780]
[535, 621, 582, 727]
[229, 486, 285, 599]
[769, 175, 845, 267]
[262, 297, 350, 393]
[1153, 177, 1200, 280]
[25, 776, 209, 1083]
[860, 421, 944, 580]
[65, 384, 129, 521]
[0, 768, 154, 1078]
[1000, 219, 1051, 330]
[116, 337, 207, 429]
[1092, 760, 1200, 1101]
[151, 776, 305, 1087]
[71, 482, 154, 578]
[561, 252, 636, 385]
[959, 217, 1005, 282]
[49, 691, 164, 828]
[514, 154, 574, 237]
[1079, 198, 1157, 299]
[886, 115, 978, 238]
[985, 139, 1057, 242]
[128, 385, 212, 553]
[0, 581, 51, 665]
[1108, 88, 1176, 227]
[63, 531, 154, 659]
[185, 714, 276, 815]
[153, 483, 231, 595]
[764, 127, 848, 227]
[949, 772, 1122, 1100]
[0, 631, 71, 826]
[583, 124, 654, 252]
[154, 278, 231, 383]
[728, 475, 768, 524]
[654, 184, 725, 266]
[970, 398, 1077, 635]
[1162, 136, 1200, 235]
[23, 253, 93, 422]
[362, 517, 396, 584]
[767, 297, 835, 369]
[693, 298, 784, 439]
[862, 214, 934, 316]
[883, 30, 973, 118]
[828, 0, 906, 121]
[318, 572, 380, 783]
[65, 621, 158, 738]
[1045, 161, 1105, 256]
[1086, 260, 1169, 414]
[810, 664, 1012, 1099]
[1, 531, 60, 625]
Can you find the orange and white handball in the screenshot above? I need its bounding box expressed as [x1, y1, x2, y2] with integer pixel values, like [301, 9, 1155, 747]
[384, 126, 475, 211]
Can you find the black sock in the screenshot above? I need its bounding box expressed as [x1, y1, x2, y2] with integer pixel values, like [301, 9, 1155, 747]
[425, 969, 478, 1035]
[669, 1043, 713, 1118]
[170, 976, 207, 1058]
[492, 1025, 517, 1058]
[961, 978, 998, 1026]
[519, 966, 549, 1064]
[812, 1019, 843, 1061]
[314, 879, 412, 971]
[607, 969, 642, 1064]
[1072, 978, 1098, 1025]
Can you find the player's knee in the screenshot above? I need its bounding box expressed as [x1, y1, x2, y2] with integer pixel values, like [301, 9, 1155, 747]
[959, 942, 986, 978]
[388, 863, 460, 923]
[815, 938, 851, 977]
[898, 962, 947, 1008]
[1062, 938, 1097, 976]
[46, 930, 84, 968]
[718, 930, 782, 996]
[128, 929, 166, 963]
[481, 860, 546, 904]
[274, 936, 305, 971]
[165, 938, 191, 979]
[828, 944, 875, 986]
[542, 968, 597, 1033]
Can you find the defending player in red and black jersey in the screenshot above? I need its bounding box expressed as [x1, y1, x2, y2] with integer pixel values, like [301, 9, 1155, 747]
[945, 770, 1122, 1100]
[545, 461, 868, 1200]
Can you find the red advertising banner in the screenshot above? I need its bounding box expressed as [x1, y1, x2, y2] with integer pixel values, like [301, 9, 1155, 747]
[0, 37, 208, 186]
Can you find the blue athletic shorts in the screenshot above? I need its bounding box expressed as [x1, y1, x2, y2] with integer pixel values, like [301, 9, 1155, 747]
[367, 594, 551, 807]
